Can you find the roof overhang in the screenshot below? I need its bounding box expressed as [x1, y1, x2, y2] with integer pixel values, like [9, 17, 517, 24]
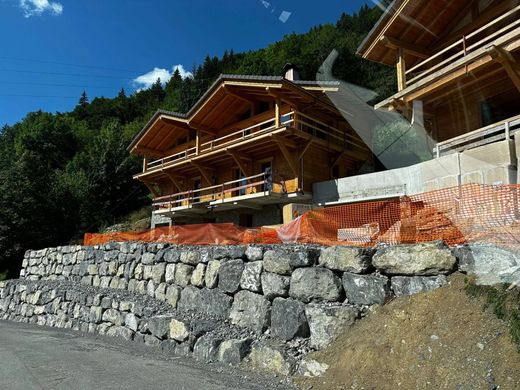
[357, 0, 506, 67]
[128, 75, 341, 156]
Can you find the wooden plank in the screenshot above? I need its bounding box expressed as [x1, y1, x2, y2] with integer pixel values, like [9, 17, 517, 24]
[226, 149, 251, 178]
[298, 139, 313, 160]
[143, 181, 160, 198]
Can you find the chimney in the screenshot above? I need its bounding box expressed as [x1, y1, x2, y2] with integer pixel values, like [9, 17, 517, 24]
[283, 63, 300, 81]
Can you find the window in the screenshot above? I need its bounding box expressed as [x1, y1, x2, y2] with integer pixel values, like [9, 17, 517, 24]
[193, 179, 201, 203]
[234, 169, 247, 197]
[261, 162, 273, 192]
[239, 214, 253, 228]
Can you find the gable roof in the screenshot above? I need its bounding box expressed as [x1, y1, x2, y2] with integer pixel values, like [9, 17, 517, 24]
[128, 74, 340, 154]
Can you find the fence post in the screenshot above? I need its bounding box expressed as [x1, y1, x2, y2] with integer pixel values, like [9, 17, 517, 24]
[505, 121, 510, 140]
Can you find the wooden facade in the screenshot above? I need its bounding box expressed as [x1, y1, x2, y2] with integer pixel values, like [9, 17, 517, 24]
[358, 0, 520, 145]
[129, 76, 371, 226]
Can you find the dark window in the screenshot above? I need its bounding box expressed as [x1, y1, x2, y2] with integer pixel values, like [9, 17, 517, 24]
[234, 169, 247, 197]
[238, 109, 251, 122]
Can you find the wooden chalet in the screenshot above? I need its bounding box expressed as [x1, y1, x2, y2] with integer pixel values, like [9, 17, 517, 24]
[358, 0, 520, 156]
[129, 71, 371, 227]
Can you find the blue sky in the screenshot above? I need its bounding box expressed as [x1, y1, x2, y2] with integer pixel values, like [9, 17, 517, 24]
[0, 0, 372, 126]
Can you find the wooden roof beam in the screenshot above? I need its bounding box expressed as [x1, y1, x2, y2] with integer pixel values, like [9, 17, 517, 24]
[223, 86, 256, 105]
[164, 171, 187, 192]
[380, 36, 430, 59]
[487, 46, 520, 93]
[132, 146, 164, 158]
[142, 181, 160, 198]
[188, 122, 219, 136]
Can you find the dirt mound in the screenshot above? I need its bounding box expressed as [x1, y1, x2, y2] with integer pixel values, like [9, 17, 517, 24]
[296, 274, 520, 390]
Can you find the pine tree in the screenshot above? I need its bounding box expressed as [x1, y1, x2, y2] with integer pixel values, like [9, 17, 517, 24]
[118, 88, 126, 99]
[78, 91, 89, 107]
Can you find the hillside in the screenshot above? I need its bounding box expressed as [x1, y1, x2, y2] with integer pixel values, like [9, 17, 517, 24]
[296, 274, 520, 390]
[0, 4, 395, 278]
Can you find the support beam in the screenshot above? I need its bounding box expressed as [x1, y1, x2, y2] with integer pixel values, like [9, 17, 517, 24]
[274, 98, 281, 128]
[142, 181, 160, 198]
[164, 172, 185, 192]
[142, 156, 148, 172]
[298, 139, 313, 160]
[223, 86, 255, 105]
[396, 48, 406, 92]
[331, 151, 346, 168]
[487, 45, 520, 93]
[380, 36, 430, 59]
[226, 149, 251, 178]
[191, 163, 214, 186]
[272, 135, 298, 177]
[195, 130, 200, 154]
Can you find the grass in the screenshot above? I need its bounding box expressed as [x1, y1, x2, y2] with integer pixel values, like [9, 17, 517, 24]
[465, 279, 520, 351]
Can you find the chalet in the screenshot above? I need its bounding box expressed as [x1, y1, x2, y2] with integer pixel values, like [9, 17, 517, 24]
[313, 0, 520, 207]
[357, 0, 520, 155]
[128, 68, 371, 227]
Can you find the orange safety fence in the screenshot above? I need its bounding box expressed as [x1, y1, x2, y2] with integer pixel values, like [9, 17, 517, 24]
[84, 183, 520, 248]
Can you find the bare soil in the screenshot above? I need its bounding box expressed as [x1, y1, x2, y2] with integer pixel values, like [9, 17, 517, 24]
[296, 273, 520, 390]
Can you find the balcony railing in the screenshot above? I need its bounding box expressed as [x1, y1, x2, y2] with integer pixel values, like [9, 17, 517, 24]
[152, 172, 272, 212]
[405, 5, 520, 87]
[143, 111, 368, 173]
[434, 114, 520, 157]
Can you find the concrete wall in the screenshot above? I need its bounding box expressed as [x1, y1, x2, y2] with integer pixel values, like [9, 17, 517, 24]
[314, 140, 518, 205]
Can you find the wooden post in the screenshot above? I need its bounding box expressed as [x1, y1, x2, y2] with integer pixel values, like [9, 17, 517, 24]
[142, 156, 148, 172]
[195, 130, 200, 155]
[397, 48, 406, 92]
[275, 98, 281, 128]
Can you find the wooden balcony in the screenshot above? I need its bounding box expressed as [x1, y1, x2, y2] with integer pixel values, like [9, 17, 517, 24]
[434, 114, 520, 158]
[377, 6, 520, 109]
[138, 111, 367, 177]
[152, 172, 311, 216]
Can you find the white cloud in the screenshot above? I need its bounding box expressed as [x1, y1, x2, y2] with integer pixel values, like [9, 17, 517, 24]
[133, 64, 193, 90]
[19, 0, 63, 17]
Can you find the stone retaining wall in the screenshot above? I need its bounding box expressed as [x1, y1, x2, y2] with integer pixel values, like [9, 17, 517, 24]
[1, 241, 467, 375]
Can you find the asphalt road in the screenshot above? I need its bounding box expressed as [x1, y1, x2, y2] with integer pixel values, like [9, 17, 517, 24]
[0, 320, 294, 390]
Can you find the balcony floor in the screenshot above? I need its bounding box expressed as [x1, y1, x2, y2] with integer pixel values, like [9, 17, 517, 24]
[153, 191, 312, 217]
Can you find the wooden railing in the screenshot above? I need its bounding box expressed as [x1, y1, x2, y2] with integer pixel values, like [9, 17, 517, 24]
[143, 111, 368, 172]
[406, 5, 520, 86]
[152, 172, 271, 211]
[434, 114, 520, 157]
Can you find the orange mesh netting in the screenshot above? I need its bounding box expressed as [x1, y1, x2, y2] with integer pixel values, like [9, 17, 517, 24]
[84, 183, 520, 248]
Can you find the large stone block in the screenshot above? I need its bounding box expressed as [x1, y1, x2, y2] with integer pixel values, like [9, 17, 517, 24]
[239, 261, 263, 292]
[101, 309, 124, 326]
[218, 259, 244, 293]
[229, 290, 270, 334]
[147, 316, 174, 339]
[169, 319, 189, 342]
[174, 264, 194, 287]
[263, 250, 292, 275]
[165, 285, 181, 308]
[342, 273, 391, 305]
[190, 264, 206, 287]
[305, 304, 358, 349]
[289, 268, 343, 303]
[151, 263, 165, 284]
[391, 275, 448, 296]
[261, 272, 290, 300]
[165, 263, 176, 283]
[218, 338, 252, 366]
[180, 250, 201, 265]
[271, 298, 309, 341]
[453, 244, 520, 285]
[245, 246, 264, 261]
[372, 241, 456, 276]
[193, 333, 222, 363]
[319, 246, 372, 273]
[205, 260, 221, 288]
[249, 341, 295, 376]
[177, 287, 232, 320]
